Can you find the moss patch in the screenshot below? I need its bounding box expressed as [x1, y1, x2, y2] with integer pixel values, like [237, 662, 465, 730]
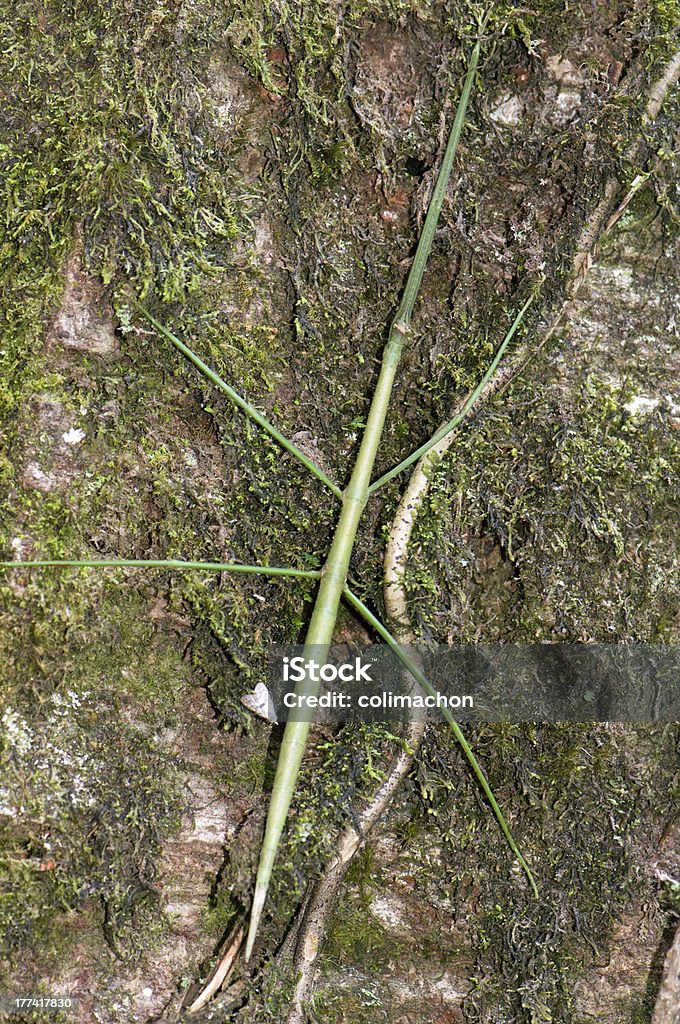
[0, 692, 184, 967]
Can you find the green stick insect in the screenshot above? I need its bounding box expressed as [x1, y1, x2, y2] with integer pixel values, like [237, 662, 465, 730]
[2, 34, 538, 968]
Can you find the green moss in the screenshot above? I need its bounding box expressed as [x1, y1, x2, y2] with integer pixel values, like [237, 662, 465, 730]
[311, 984, 390, 1024]
[324, 847, 399, 968]
[0, 692, 184, 967]
[0, 0, 257, 489]
[406, 369, 679, 642]
[407, 723, 678, 1023]
[0, 533, 193, 963]
[201, 890, 243, 941]
[0, 492, 196, 964]
[645, 0, 680, 63]
[1, 1, 245, 296]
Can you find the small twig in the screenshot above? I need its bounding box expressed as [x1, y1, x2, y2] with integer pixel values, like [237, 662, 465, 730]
[602, 172, 651, 237]
[182, 919, 246, 1015]
[643, 50, 680, 125]
[285, 722, 422, 1024]
[572, 47, 680, 292]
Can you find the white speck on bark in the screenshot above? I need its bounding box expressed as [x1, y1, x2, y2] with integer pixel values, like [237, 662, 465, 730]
[62, 427, 86, 445]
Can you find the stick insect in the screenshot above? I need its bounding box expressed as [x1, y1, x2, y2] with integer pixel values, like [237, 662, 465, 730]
[2, 32, 539, 973]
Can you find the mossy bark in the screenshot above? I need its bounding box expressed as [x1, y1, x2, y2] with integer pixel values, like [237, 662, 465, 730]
[0, 2, 678, 1022]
